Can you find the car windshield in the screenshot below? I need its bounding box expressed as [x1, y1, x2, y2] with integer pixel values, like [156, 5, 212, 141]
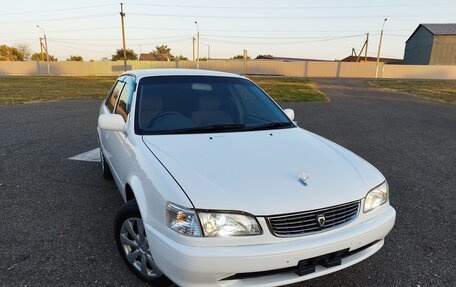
[135, 76, 294, 134]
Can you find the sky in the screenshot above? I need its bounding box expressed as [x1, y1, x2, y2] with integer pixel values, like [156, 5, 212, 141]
[2, 0, 456, 61]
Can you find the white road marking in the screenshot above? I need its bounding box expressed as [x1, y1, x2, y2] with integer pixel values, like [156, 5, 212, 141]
[68, 148, 101, 162]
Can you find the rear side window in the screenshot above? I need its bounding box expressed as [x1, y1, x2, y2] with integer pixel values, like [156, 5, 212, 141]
[107, 81, 125, 113]
[116, 78, 135, 121]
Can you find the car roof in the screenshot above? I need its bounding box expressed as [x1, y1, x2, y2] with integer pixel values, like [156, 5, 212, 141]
[122, 69, 246, 81]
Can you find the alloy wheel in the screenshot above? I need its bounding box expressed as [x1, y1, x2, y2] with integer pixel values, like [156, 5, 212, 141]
[119, 217, 163, 278]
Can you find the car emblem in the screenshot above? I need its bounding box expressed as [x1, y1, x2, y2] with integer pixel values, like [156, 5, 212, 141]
[298, 171, 310, 186]
[316, 214, 326, 227]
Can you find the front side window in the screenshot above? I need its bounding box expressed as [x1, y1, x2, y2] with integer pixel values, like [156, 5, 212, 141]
[135, 76, 293, 135]
[115, 76, 135, 121]
[107, 81, 125, 113]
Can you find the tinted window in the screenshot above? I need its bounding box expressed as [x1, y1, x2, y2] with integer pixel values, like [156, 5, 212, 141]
[115, 77, 135, 121]
[105, 81, 118, 108]
[107, 81, 125, 113]
[135, 76, 293, 135]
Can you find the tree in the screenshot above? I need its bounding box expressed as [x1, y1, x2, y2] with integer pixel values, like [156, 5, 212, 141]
[31, 52, 57, 61]
[100, 57, 110, 61]
[111, 48, 137, 61]
[232, 55, 251, 60]
[255, 54, 274, 59]
[176, 55, 188, 61]
[15, 43, 31, 60]
[66, 55, 83, 61]
[154, 45, 174, 61]
[0, 45, 24, 61]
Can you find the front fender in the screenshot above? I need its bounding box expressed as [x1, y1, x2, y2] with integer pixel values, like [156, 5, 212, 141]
[128, 176, 149, 219]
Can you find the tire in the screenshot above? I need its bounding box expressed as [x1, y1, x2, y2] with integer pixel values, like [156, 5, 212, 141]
[100, 148, 113, 180]
[114, 200, 171, 286]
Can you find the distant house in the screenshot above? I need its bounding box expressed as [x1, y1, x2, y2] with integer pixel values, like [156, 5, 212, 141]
[255, 55, 330, 62]
[138, 52, 168, 61]
[340, 56, 403, 64]
[404, 23, 456, 65]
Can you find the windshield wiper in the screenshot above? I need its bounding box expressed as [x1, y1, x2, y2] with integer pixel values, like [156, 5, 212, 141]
[245, 121, 293, 131]
[169, 123, 246, 134]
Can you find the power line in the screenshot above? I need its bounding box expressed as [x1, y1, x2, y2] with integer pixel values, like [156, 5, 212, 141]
[2, 1, 453, 16]
[6, 33, 410, 43]
[127, 2, 455, 10]
[126, 27, 413, 33]
[129, 12, 454, 20]
[1, 3, 116, 16]
[382, 34, 410, 37]
[0, 13, 114, 25]
[49, 35, 194, 41]
[51, 41, 109, 55]
[10, 27, 414, 35]
[50, 37, 192, 47]
[48, 27, 119, 33]
[202, 34, 365, 45]
[48, 26, 412, 33]
[203, 34, 369, 40]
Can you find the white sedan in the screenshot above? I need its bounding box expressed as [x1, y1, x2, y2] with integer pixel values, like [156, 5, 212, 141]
[97, 69, 396, 287]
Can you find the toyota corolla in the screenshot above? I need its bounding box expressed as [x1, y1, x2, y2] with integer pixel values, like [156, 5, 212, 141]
[97, 69, 396, 287]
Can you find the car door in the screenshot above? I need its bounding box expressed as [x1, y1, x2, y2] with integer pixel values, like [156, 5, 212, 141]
[99, 78, 126, 180]
[106, 75, 136, 194]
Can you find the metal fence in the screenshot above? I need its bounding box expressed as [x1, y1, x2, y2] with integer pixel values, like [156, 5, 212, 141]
[0, 60, 455, 79]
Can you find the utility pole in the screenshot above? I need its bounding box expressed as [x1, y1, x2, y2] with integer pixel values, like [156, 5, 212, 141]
[192, 37, 195, 61]
[375, 18, 387, 78]
[120, 3, 127, 71]
[195, 21, 200, 69]
[355, 33, 369, 62]
[36, 25, 50, 75]
[243, 49, 248, 74]
[39, 38, 44, 61]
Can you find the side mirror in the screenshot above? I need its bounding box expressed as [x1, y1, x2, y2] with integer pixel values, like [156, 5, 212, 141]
[98, 114, 125, 132]
[283, 109, 295, 121]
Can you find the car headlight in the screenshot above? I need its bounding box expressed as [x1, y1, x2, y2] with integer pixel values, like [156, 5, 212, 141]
[364, 181, 389, 212]
[198, 212, 262, 237]
[166, 203, 201, 237]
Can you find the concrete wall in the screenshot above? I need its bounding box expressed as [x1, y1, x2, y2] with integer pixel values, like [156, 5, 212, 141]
[0, 60, 455, 79]
[430, 35, 456, 65]
[383, 64, 456, 79]
[404, 26, 434, 65]
[0, 60, 382, 78]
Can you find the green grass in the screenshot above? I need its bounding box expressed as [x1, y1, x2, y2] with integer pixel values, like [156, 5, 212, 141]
[368, 79, 456, 105]
[249, 76, 329, 102]
[0, 76, 116, 105]
[0, 75, 327, 105]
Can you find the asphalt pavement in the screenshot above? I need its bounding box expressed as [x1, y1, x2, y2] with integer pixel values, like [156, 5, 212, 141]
[1, 79, 455, 286]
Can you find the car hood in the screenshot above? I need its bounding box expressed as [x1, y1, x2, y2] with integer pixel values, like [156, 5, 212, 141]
[142, 128, 384, 215]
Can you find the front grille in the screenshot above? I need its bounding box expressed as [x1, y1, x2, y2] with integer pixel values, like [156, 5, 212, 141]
[266, 201, 360, 237]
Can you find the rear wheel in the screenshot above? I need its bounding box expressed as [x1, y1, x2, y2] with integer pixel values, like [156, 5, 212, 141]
[114, 200, 171, 286]
[100, 148, 113, 180]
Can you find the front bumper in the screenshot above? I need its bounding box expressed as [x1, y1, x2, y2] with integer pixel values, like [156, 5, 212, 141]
[145, 205, 396, 287]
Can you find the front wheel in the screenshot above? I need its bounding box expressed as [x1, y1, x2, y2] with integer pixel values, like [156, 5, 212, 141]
[114, 200, 171, 286]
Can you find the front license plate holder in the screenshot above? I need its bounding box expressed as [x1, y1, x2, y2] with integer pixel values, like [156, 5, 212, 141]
[295, 248, 349, 276]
